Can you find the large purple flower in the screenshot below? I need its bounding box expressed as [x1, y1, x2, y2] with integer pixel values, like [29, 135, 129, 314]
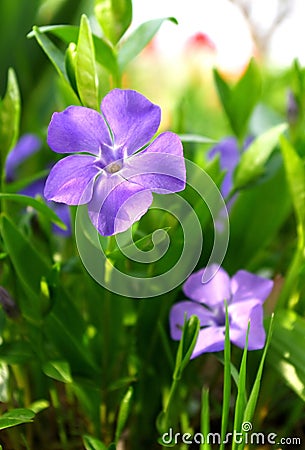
[5, 134, 71, 236]
[44, 89, 186, 236]
[170, 265, 273, 357]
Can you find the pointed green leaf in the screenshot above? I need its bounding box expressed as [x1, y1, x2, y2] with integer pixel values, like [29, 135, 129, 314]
[174, 315, 200, 380]
[179, 134, 216, 144]
[0, 408, 35, 430]
[114, 386, 133, 443]
[0, 68, 20, 164]
[118, 17, 178, 71]
[233, 123, 287, 190]
[242, 315, 274, 426]
[214, 59, 262, 139]
[31, 26, 67, 81]
[28, 25, 118, 75]
[83, 435, 107, 450]
[95, 0, 132, 44]
[65, 42, 77, 93]
[43, 360, 72, 383]
[280, 135, 305, 236]
[0, 193, 66, 229]
[200, 388, 211, 450]
[268, 310, 305, 401]
[30, 26, 79, 103]
[76, 15, 99, 110]
[232, 324, 249, 450]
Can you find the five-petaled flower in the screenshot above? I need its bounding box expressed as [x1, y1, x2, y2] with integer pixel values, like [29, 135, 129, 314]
[169, 265, 273, 357]
[44, 89, 186, 236]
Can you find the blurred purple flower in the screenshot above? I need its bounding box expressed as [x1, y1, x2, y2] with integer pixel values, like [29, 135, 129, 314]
[44, 89, 186, 236]
[5, 134, 41, 182]
[208, 137, 253, 198]
[170, 265, 273, 357]
[5, 134, 71, 236]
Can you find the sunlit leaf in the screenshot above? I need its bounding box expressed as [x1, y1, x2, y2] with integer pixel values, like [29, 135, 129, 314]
[0, 68, 20, 164]
[76, 15, 99, 110]
[118, 17, 178, 71]
[95, 0, 132, 44]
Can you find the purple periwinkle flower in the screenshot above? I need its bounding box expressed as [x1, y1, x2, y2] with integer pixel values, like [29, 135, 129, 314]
[208, 136, 253, 198]
[44, 89, 186, 236]
[5, 134, 71, 236]
[170, 265, 273, 357]
[5, 133, 41, 182]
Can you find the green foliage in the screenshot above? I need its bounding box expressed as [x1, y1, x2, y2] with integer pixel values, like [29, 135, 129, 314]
[118, 17, 178, 71]
[0, 69, 20, 166]
[76, 15, 100, 110]
[94, 0, 132, 44]
[214, 59, 262, 140]
[0, 409, 35, 430]
[233, 123, 287, 190]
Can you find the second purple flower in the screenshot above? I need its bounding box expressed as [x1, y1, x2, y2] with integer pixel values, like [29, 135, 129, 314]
[44, 89, 186, 236]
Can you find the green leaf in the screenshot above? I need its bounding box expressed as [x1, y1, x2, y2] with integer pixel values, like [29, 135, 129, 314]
[83, 435, 107, 450]
[28, 399, 49, 414]
[42, 360, 72, 383]
[0, 341, 34, 364]
[95, 0, 132, 44]
[213, 59, 262, 139]
[76, 15, 99, 110]
[28, 25, 117, 75]
[226, 164, 291, 272]
[31, 26, 67, 81]
[0, 215, 99, 376]
[232, 324, 250, 450]
[118, 17, 178, 71]
[65, 42, 78, 93]
[234, 123, 287, 191]
[268, 310, 305, 401]
[280, 135, 305, 238]
[179, 134, 216, 144]
[278, 137, 305, 309]
[0, 68, 20, 164]
[0, 193, 66, 229]
[242, 315, 274, 427]
[0, 408, 35, 430]
[220, 303, 231, 450]
[30, 26, 79, 103]
[0, 214, 50, 302]
[107, 227, 171, 262]
[200, 388, 211, 450]
[114, 386, 133, 444]
[174, 315, 200, 380]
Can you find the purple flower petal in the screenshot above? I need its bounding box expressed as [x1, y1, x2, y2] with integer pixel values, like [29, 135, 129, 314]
[47, 106, 112, 155]
[5, 134, 41, 181]
[229, 300, 265, 350]
[20, 178, 45, 197]
[192, 326, 225, 356]
[208, 137, 240, 197]
[169, 300, 216, 340]
[231, 270, 273, 303]
[44, 155, 100, 205]
[183, 265, 231, 306]
[88, 174, 153, 236]
[121, 132, 186, 193]
[101, 89, 161, 156]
